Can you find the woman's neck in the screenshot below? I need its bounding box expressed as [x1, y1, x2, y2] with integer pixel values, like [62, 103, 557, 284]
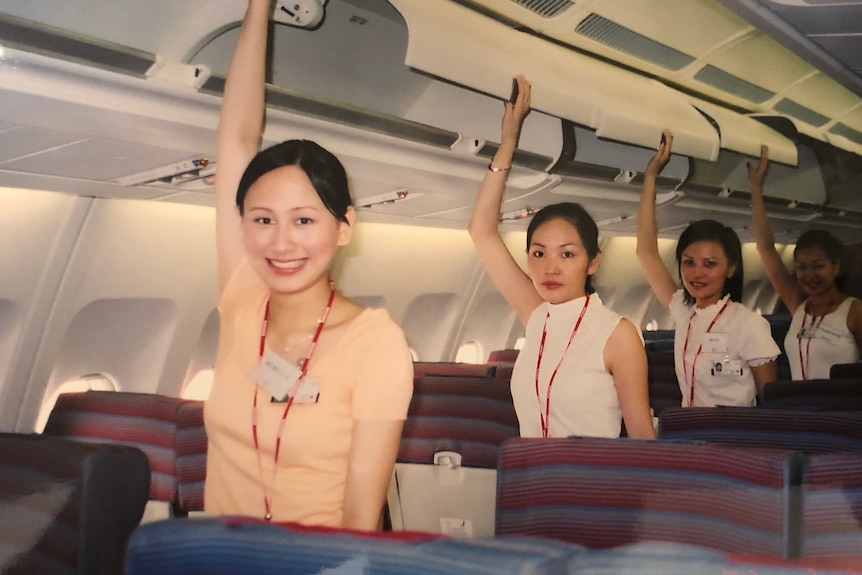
[806, 287, 844, 315]
[268, 278, 335, 335]
[694, 293, 726, 309]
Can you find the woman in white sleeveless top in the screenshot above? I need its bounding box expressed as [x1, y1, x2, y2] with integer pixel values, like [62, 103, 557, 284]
[749, 147, 862, 380]
[468, 77, 655, 439]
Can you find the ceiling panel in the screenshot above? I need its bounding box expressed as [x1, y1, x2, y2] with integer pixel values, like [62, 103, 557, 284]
[3, 138, 205, 182]
[0, 126, 85, 163]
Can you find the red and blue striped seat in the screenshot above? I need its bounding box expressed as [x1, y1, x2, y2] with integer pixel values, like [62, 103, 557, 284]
[43, 391, 207, 515]
[388, 375, 519, 536]
[658, 407, 862, 453]
[802, 453, 862, 559]
[495, 437, 805, 558]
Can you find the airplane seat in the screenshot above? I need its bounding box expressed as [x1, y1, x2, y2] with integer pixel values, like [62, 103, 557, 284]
[124, 516, 583, 575]
[412, 361, 496, 378]
[657, 406, 862, 453]
[487, 349, 519, 364]
[495, 364, 514, 383]
[388, 375, 519, 537]
[830, 362, 862, 379]
[43, 390, 206, 516]
[121, 517, 862, 575]
[495, 436, 806, 558]
[646, 350, 682, 417]
[0, 432, 149, 575]
[174, 399, 207, 515]
[761, 379, 862, 411]
[802, 452, 862, 558]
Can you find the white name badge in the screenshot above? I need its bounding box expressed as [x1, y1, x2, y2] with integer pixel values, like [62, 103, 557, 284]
[702, 333, 728, 354]
[252, 347, 302, 402]
[711, 359, 743, 377]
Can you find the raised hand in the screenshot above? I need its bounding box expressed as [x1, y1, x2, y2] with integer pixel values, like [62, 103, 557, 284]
[747, 145, 769, 192]
[645, 129, 673, 178]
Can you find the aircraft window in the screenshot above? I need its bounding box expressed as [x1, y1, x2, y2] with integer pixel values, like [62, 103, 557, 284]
[184, 309, 219, 398]
[454, 341, 484, 365]
[401, 293, 459, 361]
[52, 298, 178, 396]
[514, 337, 525, 351]
[35, 373, 116, 433]
[0, 299, 22, 391]
[183, 368, 213, 401]
[458, 291, 516, 364]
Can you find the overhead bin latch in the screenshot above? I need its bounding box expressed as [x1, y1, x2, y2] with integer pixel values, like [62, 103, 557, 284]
[273, 0, 326, 29]
[147, 56, 211, 89]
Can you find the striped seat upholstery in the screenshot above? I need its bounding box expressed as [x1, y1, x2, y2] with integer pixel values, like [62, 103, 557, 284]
[802, 453, 862, 558]
[44, 391, 207, 514]
[0, 432, 149, 575]
[658, 407, 862, 453]
[398, 376, 519, 468]
[389, 375, 519, 536]
[124, 517, 582, 575]
[174, 400, 206, 513]
[495, 437, 806, 558]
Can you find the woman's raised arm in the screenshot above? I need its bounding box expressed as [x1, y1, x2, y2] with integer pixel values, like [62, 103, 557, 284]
[636, 130, 678, 309]
[215, 0, 271, 293]
[748, 146, 805, 313]
[468, 76, 543, 325]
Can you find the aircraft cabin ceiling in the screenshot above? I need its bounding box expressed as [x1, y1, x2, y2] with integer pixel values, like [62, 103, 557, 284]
[1, 0, 862, 244]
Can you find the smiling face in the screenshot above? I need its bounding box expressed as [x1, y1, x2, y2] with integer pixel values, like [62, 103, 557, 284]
[526, 217, 599, 304]
[241, 165, 353, 296]
[679, 240, 736, 308]
[794, 246, 840, 298]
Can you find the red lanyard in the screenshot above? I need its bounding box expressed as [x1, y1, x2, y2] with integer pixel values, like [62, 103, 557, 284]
[682, 298, 730, 407]
[798, 312, 825, 380]
[535, 295, 590, 438]
[252, 281, 335, 520]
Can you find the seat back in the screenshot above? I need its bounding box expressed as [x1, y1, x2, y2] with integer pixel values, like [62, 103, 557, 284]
[124, 517, 582, 575]
[646, 350, 681, 417]
[829, 362, 862, 379]
[658, 407, 862, 453]
[174, 400, 206, 514]
[0, 432, 149, 575]
[388, 375, 519, 537]
[43, 391, 208, 515]
[761, 379, 862, 410]
[495, 436, 806, 558]
[802, 453, 862, 558]
[412, 361, 496, 378]
[487, 349, 519, 364]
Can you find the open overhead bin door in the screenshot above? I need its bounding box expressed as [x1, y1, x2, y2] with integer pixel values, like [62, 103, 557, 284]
[388, 0, 720, 161]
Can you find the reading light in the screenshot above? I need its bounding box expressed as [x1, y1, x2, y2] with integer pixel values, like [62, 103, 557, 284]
[357, 189, 409, 208]
[499, 207, 537, 222]
[115, 157, 209, 186]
